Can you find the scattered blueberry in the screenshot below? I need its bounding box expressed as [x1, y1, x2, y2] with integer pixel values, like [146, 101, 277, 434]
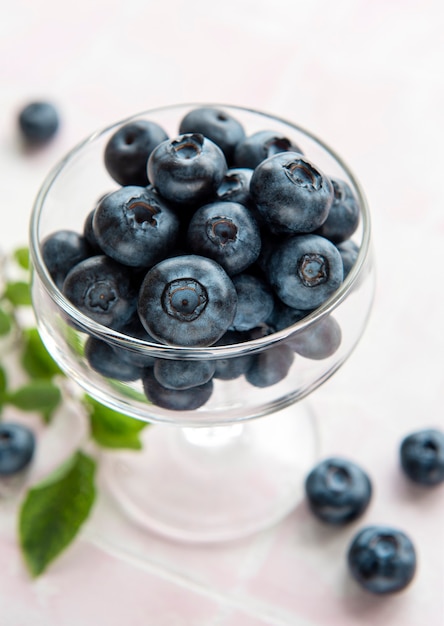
[92, 185, 179, 267]
[250, 152, 334, 234]
[63, 255, 138, 330]
[147, 133, 227, 206]
[234, 130, 303, 169]
[186, 201, 261, 275]
[18, 101, 59, 146]
[305, 457, 372, 524]
[400, 428, 444, 486]
[266, 234, 344, 310]
[347, 526, 416, 594]
[179, 107, 245, 164]
[104, 120, 168, 186]
[138, 254, 237, 347]
[41, 230, 92, 290]
[0, 423, 35, 476]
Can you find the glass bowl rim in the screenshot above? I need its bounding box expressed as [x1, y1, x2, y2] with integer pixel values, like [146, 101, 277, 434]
[29, 102, 372, 360]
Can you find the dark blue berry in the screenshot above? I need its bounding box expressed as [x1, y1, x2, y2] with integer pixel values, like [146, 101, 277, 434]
[186, 201, 261, 275]
[153, 358, 215, 390]
[229, 273, 275, 331]
[336, 238, 359, 278]
[138, 254, 237, 347]
[92, 185, 179, 268]
[316, 177, 360, 244]
[250, 152, 334, 234]
[18, 101, 59, 145]
[234, 130, 303, 170]
[178, 107, 245, 164]
[305, 457, 372, 524]
[267, 234, 344, 310]
[288, 315, 342, 359]
[85, 336, 142, 381]
[147, 133, 227, 206]
[215, 168, 254, 208]
[104, 120, 168, 186]
[245, 343, 294, 388]
[347, 526, 416, 594]
[0, 423, 35, 476]
[63, 255, 138, 330]
[142, 368, 213, 410]
[400, 428, 444, 486]
[213, 330, 254, 380]
[41, 230, 92, 290]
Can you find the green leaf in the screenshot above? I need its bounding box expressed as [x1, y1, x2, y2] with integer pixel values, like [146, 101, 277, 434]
[14, 247, 30, 271]
[0, 365, 7, 394]
[0, 306, 13, 336]
[21, 328, 63, 379]
[7, 380, 62, 415]
[85, 395, 147, 450]
[4, 281, 32, 306]
[19, 451, 96, 577]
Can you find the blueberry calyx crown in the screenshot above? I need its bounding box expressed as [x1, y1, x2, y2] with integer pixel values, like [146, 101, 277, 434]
[297, 253, 329, 287]
[126, 200, 158, 227]
[86, 281, 117, 312]
[171, 133, 203, 160]
[283, 159, 322, 190]
[206, 217, 238, 246]
[161, 278, 208, 322]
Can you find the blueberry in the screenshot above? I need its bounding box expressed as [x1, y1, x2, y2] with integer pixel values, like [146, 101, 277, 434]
[336, 239, 359, 278]
[147, 133, 227, 206]
[178, 107, 245, 164]
[265, 300, 307, 332]
[114, 314, 158, 369]
[0, 423, 35, 476]
[153, 358, 215, 390]
[63, 255, 138, 330]
[347, 526, 416, 594]
[267, 234, 344, 310]
[400, 428, 444, 486]
[92, 185, 179, 268]
[250, 152, 334, 234]
[213, 330, 254, 380]
[104, 120, 168, 186]
[142, 367, 213, 410]
[186, 201, 261, 275]
[305, 457, 372, 524]
[234, 130, 303, 170]
[138, 254, 237, 347]
[245, 343, 294, 388]
[85, 336, 142, 381]
[288, 315, 342, 359]
[215, 167, 254, 208]
[18, 101, 59, 145]
[229, 273, 275, 331]
[316, 177, 360, 244]
[41, 229, 92, 290]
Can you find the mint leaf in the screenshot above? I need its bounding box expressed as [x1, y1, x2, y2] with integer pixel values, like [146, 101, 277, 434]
[0, 306, 12, 336]
[85, 395, 147, 450]
[21, 328, 63, 379]
[19, 451, 96, 577]
[13, 247, 30, 271]
[4, 281, 32, 307]
[7, 380, 62, 417]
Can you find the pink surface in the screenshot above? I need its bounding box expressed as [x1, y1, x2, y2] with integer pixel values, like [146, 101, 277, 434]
[1, 1, 444, 624]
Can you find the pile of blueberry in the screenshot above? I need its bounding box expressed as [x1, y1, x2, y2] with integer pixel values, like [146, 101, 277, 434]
[42, 106, 361, 410]
[305, 427, 444, 594]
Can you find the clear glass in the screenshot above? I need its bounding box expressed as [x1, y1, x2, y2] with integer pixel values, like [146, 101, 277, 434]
[29, 104, 375, 542]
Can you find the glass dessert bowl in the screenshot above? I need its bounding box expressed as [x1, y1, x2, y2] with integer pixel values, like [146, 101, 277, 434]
[29, 104, 375, 542]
